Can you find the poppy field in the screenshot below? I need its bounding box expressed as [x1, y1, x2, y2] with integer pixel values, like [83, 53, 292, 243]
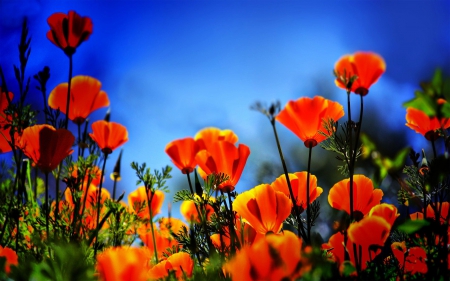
[1, 9, 450, 281]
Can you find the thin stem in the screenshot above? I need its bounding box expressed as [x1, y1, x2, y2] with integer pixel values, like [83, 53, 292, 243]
[112, 178, 118, 201]
[94, 153, 108, 258]
[54, 165, 62, 239]
[227, 192, 240, 253]
[186, 173, 201, 218]
[77, 123, 82, 157]
[347, 92, 354, 222]
[146, 191, 159, 264]
[431, 139, 437, 159]
[271, 120, 307, 240]
[306, 145, 313, 243]
[64, 55, 73, 129]
[45, 172, 49, 240]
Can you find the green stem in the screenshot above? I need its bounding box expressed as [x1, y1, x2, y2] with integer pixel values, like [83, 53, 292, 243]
[347, 92, 354, 222]
[431, 139, 437, 159]
[94, 153, 108, 258]
[45, 172, 49, 240]
[186, 173, 202, 219]
[271, 120, 307, 240]
[306, 145, 313, 243]
[227, 192, 240, 254]
[146, 191, 159, 263]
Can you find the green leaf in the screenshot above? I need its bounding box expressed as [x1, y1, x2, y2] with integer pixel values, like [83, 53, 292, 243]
[441, 102, 450, 118]
[397, 219, 430, 234]
[360, 133, 376, 158]
[173, 189, 194, 203]
[392, 147, 410, 170]
[403, 90, 437, 116]
[431, 68, 443, 95]
[341, 260, 356, 277]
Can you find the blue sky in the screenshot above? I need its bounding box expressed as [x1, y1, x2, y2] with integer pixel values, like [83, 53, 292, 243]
[1, 1, 449, 228]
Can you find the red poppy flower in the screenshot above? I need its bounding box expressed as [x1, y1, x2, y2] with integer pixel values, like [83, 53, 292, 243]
[89, 120, 128, 155]
[128, 186, 165, 219]
[276, 96, 344, 147]
[391, 242, 428, 275]
[18, 124, 75, 173]
[195, 141, 250, 192]
[334, 51, 386, 96]
[47, 11, 93, 56]
[0, 246, 18, 274]
[0, 89, 13, 154]
[0, 127, 11, 154]
[48, 76, 110, 125]
[96, 247, 150, 281]
[328, 175, 383, 218]
[271, 172, 323, 211]
[0, 88, 13, 124]
[405, 107, 450, 141]
[165, 137, 199, 174]
[233, 184, 291, 235]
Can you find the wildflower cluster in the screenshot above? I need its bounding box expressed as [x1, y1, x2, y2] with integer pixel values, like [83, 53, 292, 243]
[0, 10, 449, 281]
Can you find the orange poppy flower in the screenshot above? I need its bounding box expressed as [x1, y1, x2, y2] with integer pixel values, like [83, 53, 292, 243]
[165, 137, 199, 174]
[47, 11, 93, 56]
[271, 172, 323, 211]
[128, 186, 165, 219]
[233, 184, 291, 235]
[322, 232, 346, 265]
[158, 217, 188, 235]
[89, 120, 128, 155]
[194, 127, 238, 151]
[324, 216, 390, 271]
[405, 107, 450, 141]
[96, 246, 150, 281]
[347, 216, 391, 249]
[48, 76, 110, 125]
[409, 202, 450, 224]
[328, 175, 383, 218]
[17, 124, 75, 173]
[83, 186, 111, 230]
[367, 203, 399, 227]
[148, 259, 169, 280]
[211, 217, 258, 252]
[0, 246, 18, 274]
[276, 96, 344, 147]
[71, 164, 103, 186]
[195, 141, 250, 192]
[165, 252, 194, 280]
[334, 51, 386, 96]
[224, 231, 302, 281]
[138, 223, 180, 259]
[180, 195, 215, 223]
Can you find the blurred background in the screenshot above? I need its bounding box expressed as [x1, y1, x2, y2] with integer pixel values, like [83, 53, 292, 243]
[1, 0, 449, 240]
